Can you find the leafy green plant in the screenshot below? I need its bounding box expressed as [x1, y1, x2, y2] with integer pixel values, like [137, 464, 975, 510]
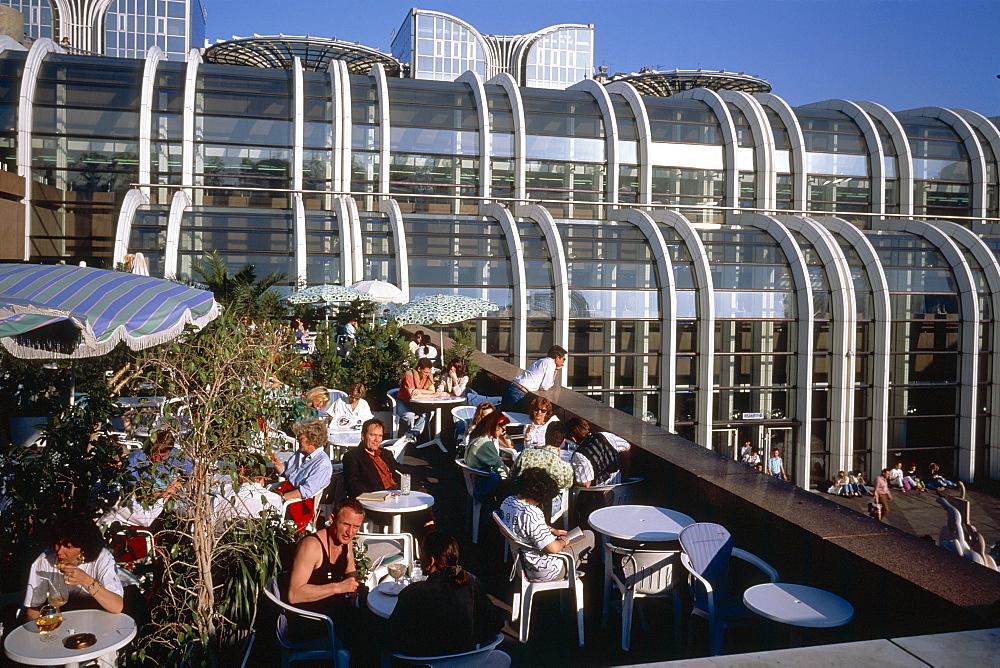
[445, 321, 481, 379]
[189, 251, 288, 323]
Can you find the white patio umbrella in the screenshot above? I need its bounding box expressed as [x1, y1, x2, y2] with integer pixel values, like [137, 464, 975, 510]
[350, 280, 407, 304]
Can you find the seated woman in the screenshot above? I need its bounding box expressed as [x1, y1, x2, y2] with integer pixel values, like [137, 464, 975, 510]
[833, 470, 864, 498]
[437, 358, 469, 398]
[303, 386, 331, 424]
[903, 464, 926, 492]
[24, 516, 124, 620]
[522, 396, 558, 449]
[465, 412, 512, 478]
[461, 401, 512, 452]
[329, 382, 374, 428]
[387, 532, 502, 657]
[927, 462, 959, 489]
[499, 468, 595, 582]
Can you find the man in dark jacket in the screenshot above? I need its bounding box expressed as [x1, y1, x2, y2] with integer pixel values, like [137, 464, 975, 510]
[342, 418, 399, 498]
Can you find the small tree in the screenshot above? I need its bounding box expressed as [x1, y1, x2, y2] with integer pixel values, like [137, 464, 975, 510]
[128, 317, 300, 663]
[445, 321, 481, 379]
[190, 251, 288, 323]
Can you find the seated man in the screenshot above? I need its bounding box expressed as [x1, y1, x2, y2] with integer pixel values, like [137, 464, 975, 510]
[342, 419, 399, 498]
[888, 461, 906, 490]
[396, 358, 442, 438]
[214, 453, 283, 526]
[126, 428, 191, 488]
[286, 498, 373, 658]
[270, 419, 333, 529]
[564, 417, 621, 488]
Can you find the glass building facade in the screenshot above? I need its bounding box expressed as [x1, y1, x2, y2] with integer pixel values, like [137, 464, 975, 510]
[2, 38, 999, 490]
[0, 0, 205, 60]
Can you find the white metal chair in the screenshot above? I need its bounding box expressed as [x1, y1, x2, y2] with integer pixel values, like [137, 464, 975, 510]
[604, 545, 683, 651]
[678, 522, 779, 656]
[492, 511, 585, 646]
[456, 459, 492, 544]
[262, 575, 350, 668]
[356, 531, 416, 589]
[391, 633, 510, 667]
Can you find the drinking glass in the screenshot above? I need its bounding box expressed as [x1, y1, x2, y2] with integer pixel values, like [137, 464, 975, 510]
[46, 578, 69, 612]
[400, 473, 411, 496]
[36, 604, 62, 641]
[386, 563, 407, 585]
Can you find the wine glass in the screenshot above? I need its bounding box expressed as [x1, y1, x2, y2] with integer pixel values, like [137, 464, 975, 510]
[46, 578, 69, 612]
[36, 604, 62, 641]
[386, 562, 407, 586]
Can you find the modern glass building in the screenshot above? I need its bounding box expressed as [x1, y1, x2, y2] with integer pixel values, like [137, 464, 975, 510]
[391, 8, 593, 90]
[0, 33, 998, 491]
[0, 0, 205, 60]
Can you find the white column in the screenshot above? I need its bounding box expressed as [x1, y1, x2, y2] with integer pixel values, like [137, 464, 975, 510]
[570, 78, 618, 206]
[138, 46, 164, 196]
[112, 188, 150, 267]
[333, 195, 356, 285]
[371, 63, 390, 199]
[378, 198, 410, 299]
[292, 192, 306, 287]
[856, 101, 914, 217]
[488, 73, 525, 202]
[163, 189, 192, 279]
[458, 71, 491, 202]
[292, 57, 304, 193]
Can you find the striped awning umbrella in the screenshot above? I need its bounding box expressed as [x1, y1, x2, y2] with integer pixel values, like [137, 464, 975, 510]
[0, 263, 220, 359]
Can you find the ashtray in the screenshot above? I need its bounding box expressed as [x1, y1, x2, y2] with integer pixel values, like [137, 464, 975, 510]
[63, 633, 97, 649]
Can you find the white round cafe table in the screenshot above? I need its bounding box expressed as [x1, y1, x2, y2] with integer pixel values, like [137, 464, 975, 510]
[4, 609, 137, 668]
[407, 396, 465, 453]
[357, 490, 435, 534]
[588, 505, 695, 542]
[326, 427, 362, 461]
[366, 588, 399, 619]
[743, 583, 854, 628]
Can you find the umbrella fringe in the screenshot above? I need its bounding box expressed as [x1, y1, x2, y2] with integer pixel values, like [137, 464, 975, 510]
[0, 302, 219, 360]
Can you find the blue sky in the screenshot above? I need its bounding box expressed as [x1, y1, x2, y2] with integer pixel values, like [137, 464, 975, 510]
[203, 0, 998, 116]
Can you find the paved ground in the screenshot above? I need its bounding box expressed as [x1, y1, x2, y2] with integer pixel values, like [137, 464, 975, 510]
[249, 443, 1000, 667]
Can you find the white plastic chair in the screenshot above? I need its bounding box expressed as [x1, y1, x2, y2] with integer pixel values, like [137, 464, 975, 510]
[386, 388, 402, 436]
[263, 576, 350, 668]
[678, 522, 779, 657]
[456, 459, 491, 544]
[381, 435, 412, 464]
[492, 511, 585, 646]
[604, 545, 683, 651]
[451, 405, 477, 454]
[391, 633, 510, 667]
[281, 489, 325, 534]
[571, 477, 643, 510]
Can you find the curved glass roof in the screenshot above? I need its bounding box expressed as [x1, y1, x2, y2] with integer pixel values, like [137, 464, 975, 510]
[605, 69, 771, 97]
[203, 36, 402, 75]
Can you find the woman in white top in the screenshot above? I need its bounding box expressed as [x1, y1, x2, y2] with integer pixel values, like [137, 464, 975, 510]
[329, 383, 374, 427]
[499, 468, 594, 581]
[415, 334, 438, 362]
[437, 358, 469, 397]
[522, 396, 558, 449]
[24, 517, 124, 620]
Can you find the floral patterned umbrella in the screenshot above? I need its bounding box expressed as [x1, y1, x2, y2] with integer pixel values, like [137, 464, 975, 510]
[286, 284, 365, 305]
[389, 294, 498, 353]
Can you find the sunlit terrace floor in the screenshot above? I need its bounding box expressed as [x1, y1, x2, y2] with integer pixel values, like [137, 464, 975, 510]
[249, 441, 1000, 666]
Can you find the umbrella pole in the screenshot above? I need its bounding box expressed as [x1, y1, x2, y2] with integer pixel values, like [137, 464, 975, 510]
[69, 364, 76, 406]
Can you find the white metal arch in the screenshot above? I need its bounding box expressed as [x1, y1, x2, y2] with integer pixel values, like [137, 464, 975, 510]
[514, 202, 568, 381]
[137, 45, 164, 194]
[609, 207, 675, 430]
[377, 198, 410, 299]
[719, 90, 776, 209]
[815, 215, 892, 479]
[651, 210, 715, 446]
[873, 218, 979, 482]
[900, 107, 987, 221]
[952, 109, 1000, 232]
[371, 63, 390, 198]
[856, 101, 915, 217]
[755, 93, 808, 211]
[163, 188, 191, 279]
[487, 73, 525, 202]
[606, 81, 653, 205]
[181, 47, 201, 191]
[328, 58, 350, 194]
[333, 195, 358, 286]
[112, 187, 149, 265]
[457, 70, 491, 201]
[728, 212, 814, 488]
[802, 99, 886, 216]
[483, 202, 527, 367]
[570, 78, 618, 205]
[292, 57, 304, 193]
[676, 88, 738, 209]
[928, 219, 1000, 481]
[292, 192, 306, 286]
[17, 38, 62, 260]
[777, 214, 857, 476]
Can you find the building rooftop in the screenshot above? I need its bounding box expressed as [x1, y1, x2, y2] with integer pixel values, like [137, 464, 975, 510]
[203, 35, 402, 74]
[596, 67, 772, 96]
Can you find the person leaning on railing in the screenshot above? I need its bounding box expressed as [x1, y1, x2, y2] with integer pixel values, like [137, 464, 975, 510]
[503, 345, 567, 413]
